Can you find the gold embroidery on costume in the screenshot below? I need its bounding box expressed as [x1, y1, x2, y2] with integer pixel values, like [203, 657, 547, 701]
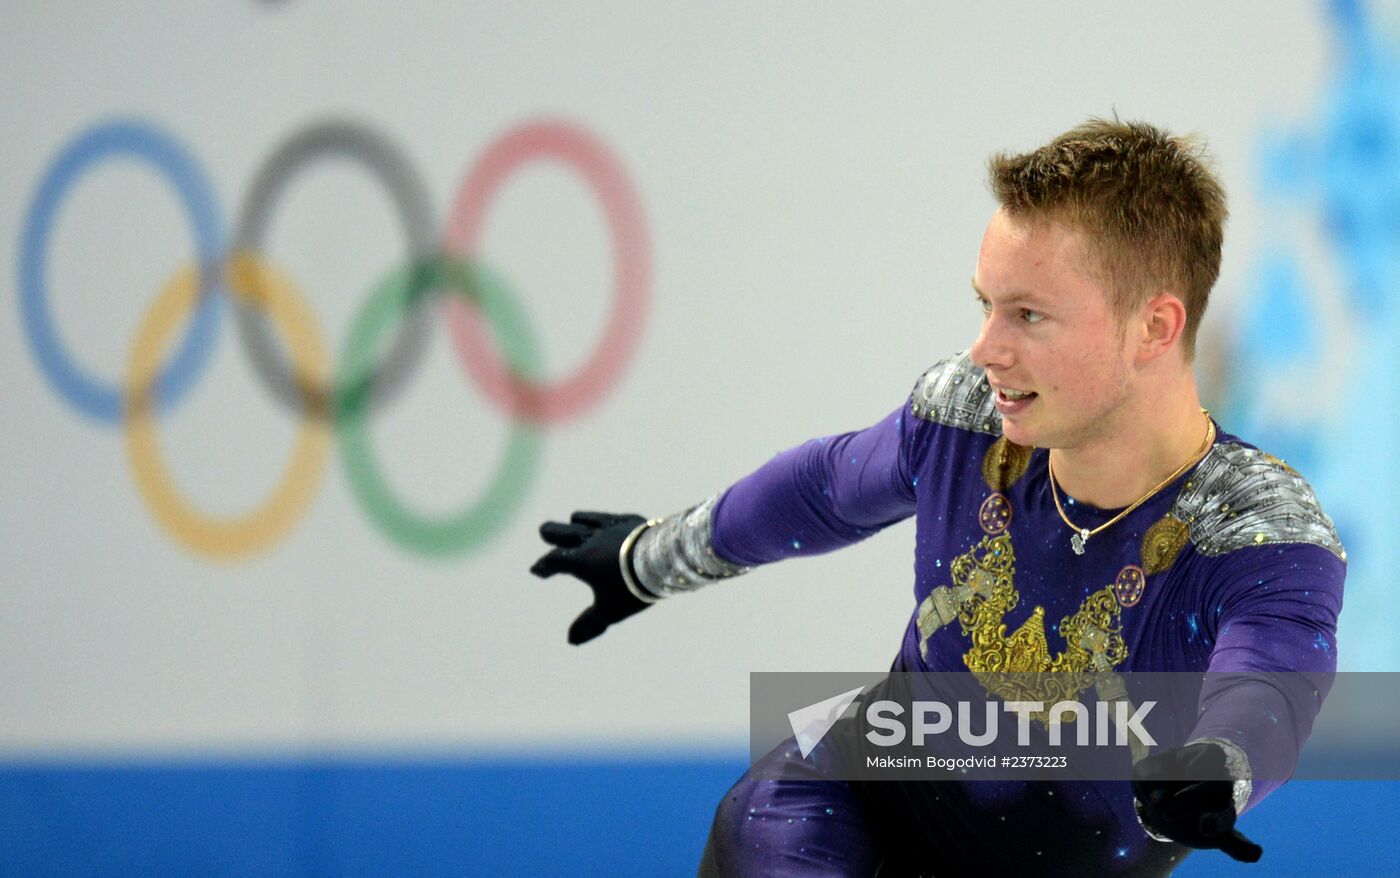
[1141, 514, 1190, 574]
[981, 437, 1032, 491]
[918, 534, 1130, 722]
[1001, 606, 1053, 671]
[916, 534, 1012, 659]
[978, 493, 1012, 534]
[1056, 587, 1129, 673]
[1113, 565, 1146, 608]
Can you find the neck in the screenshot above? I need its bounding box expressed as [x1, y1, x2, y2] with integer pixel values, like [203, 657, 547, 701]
[1047, 374, 1209, 510]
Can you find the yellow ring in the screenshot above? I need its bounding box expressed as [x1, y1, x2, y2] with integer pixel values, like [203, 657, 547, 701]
[123, 253, 331, 560]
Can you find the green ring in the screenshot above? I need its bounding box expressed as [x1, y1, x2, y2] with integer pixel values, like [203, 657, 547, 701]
[336, 257, 543, 556]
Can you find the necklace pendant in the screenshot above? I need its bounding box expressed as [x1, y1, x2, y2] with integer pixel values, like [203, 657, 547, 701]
[1071, 529, 1089, 555]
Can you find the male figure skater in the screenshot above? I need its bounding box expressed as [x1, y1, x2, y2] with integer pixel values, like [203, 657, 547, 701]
[531, 119, 1345, 876]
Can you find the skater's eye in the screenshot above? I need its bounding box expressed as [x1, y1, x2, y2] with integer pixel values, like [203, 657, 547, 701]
[1021, 309, 1045, 325]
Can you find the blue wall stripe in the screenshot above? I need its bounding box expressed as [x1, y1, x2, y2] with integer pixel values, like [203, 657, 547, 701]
[1, 759, 1397, 876]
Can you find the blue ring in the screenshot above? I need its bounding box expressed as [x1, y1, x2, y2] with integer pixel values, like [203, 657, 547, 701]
[19, 119, 226, 424]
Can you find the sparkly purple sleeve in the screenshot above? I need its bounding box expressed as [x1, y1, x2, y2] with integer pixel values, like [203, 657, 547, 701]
[709, 405, 918, 566]
[1189, 544, 1345, 810]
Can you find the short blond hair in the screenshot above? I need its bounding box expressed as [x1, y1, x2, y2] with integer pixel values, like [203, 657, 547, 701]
[987, 118, 1227, 358]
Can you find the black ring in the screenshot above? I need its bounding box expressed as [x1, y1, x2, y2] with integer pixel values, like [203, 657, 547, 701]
[231, 119, 437, 419]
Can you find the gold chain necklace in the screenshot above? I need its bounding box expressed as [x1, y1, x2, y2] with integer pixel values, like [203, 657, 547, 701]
[1047, 409, 1215, 555]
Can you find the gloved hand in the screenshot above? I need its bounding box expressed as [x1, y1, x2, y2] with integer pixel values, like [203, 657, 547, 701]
[530, 511, 652, 645]
[1132, 742, 1262, 863]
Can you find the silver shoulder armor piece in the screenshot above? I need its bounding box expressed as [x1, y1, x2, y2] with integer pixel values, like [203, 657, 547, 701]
[1172, 442, 1346, 560]
[909, 350, 1002, 435]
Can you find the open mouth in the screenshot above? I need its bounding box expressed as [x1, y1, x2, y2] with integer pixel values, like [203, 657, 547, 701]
[994, 387, 1037, 410]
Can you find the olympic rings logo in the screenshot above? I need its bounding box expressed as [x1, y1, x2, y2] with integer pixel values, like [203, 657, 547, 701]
[18, 117, 650, 560]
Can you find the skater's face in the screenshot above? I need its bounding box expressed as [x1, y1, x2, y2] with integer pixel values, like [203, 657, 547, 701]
[969, 209, 1137, 450]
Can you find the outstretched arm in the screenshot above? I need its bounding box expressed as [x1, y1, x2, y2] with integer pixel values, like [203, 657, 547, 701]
[1186, 544, 1344, 807]
[532, 401, 921, 643]
[1134, 543, 1345, 863]
[631, 403, 918, 598]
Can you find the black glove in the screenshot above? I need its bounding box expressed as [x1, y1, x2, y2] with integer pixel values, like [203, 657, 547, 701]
[530, 511, 652, 645]
[1132, 742, 1262, 863]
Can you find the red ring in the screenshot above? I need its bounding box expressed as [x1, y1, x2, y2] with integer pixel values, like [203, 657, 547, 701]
[442, 119, 651, 424]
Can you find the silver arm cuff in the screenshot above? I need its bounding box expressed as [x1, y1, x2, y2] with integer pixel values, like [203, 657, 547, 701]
[1135, 737, 1253, 843]
[619, 519, 661, 604]
[1187, 736, 1254, 815]
[1134, 798, 1176, 843]
[631, 495, 753, 598]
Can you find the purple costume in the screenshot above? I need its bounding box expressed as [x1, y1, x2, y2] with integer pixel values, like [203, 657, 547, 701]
[631, 352, 1345, 877]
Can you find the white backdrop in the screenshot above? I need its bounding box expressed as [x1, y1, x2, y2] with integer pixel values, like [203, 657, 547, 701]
[0, 2, 1347, 757]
